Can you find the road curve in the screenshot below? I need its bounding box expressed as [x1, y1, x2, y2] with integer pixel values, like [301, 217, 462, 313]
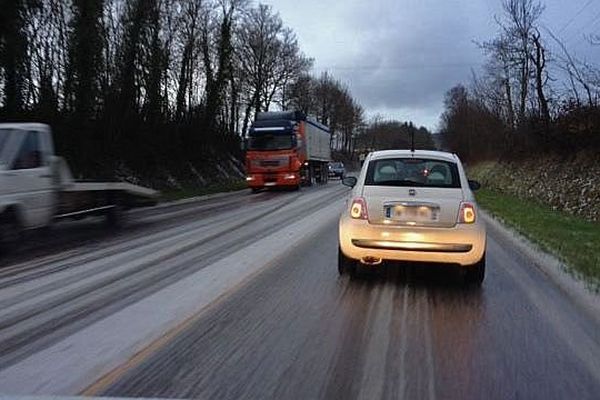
[0, 182, 599, 399]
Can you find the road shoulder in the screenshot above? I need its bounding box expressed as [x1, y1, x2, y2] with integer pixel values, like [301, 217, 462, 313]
[482, 210, 600, 326]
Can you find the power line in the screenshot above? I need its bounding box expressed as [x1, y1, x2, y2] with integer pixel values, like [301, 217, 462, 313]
[559, 0, 595, 34]
[565, 8, 600, 44]
[312, 62, 482, 71]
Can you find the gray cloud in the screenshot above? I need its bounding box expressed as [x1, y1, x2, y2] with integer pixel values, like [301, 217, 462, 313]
[264, 0, 600, 129]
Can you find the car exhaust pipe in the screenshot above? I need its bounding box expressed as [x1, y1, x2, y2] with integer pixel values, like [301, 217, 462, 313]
[360, 256, 383, 266]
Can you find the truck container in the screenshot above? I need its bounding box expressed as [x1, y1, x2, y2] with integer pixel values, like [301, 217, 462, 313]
[245, 111, 331, 191]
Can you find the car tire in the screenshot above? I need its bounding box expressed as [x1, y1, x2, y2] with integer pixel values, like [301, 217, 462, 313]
[464, 253, 485, 286]
[251, 188, 261, 194]
[338, 246, 356, 276]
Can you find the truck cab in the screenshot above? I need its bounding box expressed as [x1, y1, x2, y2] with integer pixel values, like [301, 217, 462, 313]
[0, 123, 56, 229]
[245, 111, 331, 191]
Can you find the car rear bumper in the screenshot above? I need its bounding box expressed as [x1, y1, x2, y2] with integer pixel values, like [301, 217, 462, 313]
[351, 239, 473, 252]
[339, 215, 486, 266]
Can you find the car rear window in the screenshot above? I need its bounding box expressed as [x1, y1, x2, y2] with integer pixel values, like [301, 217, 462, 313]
[365, 158, 461, 188]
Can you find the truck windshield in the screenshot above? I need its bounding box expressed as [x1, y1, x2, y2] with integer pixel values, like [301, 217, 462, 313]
[248, 134, 293, 151]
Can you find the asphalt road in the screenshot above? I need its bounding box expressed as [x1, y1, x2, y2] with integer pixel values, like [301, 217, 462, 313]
[0, 182, 599, 399]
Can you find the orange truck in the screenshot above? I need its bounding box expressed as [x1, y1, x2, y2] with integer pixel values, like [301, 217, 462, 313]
[245, 111, 331, 191]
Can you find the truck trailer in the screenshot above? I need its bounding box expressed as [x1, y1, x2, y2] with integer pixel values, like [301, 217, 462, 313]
[245, 111, 331, 191]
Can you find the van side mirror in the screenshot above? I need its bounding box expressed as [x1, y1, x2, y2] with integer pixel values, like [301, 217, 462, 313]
[468, 180, 481, 191]
[342, 176, 357, 188]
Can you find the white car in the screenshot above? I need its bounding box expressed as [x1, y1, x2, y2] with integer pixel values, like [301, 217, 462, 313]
[338, 150, 486, 284]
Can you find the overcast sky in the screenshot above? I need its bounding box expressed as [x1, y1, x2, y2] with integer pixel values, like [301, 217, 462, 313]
[262, 0, 600, 131]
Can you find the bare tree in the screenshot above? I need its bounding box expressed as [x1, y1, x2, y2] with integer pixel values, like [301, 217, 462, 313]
[0, 0, 28, 115]
[548, 29, 596, 107]
[174, 0, 204, 119]
[66, 0, 105, 119]
[497, 0, 544, 123]
[529, 28, 550, 126]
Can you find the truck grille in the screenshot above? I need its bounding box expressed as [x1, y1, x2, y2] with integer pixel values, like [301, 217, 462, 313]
[251, 157, 288, 168]
[260, 160, 281, 167]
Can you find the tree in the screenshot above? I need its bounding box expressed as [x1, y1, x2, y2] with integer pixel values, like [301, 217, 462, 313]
[530, 28, 550, 127]
[237, 4, 310, 136]
[66, 0, 105, 119]
[0, 0, 28, 115]
[356, 119, 435, 153]
[174, 0, 204, 120]
[202, 0, 247, 138]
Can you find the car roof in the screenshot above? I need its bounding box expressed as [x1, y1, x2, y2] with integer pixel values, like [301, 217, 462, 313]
[368, 150, 458, 163]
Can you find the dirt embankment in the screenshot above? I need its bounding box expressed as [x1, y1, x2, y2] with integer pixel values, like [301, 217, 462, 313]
[110, 153, 245, 191]
[469, 151, 600, 222]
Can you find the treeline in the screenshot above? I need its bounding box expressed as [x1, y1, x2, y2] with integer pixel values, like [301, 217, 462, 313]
[287, 72, 364, 155]
[355, 118, 435, 153]
[0, 0, 366, 185]
[440, 0, 600, 162]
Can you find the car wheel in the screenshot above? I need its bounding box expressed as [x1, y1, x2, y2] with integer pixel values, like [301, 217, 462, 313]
[251, 188, 261, 193]
[338, 246, 356, 276]
[464, 253, 485, 286]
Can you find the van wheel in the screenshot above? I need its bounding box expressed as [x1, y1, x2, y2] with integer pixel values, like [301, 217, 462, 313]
[464, 254, 485, 286]
[106, 204, 126, 229]
[338, 246, 356, 276]
[0, 212, 21, 254]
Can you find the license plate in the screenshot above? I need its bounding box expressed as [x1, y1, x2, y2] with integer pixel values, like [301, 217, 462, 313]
[385, 205, 439, 222]
[265, 182, 276, 187]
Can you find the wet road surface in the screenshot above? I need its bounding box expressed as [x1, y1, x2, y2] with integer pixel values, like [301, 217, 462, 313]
[99, 214, 600, 400]
[0, 182, 598, 399]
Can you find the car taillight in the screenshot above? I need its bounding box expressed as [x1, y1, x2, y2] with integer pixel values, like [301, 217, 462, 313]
[458, 202, 476, 224]
[350, 197, 368, 220]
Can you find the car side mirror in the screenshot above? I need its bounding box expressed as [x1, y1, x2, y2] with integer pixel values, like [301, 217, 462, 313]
[342, 176, 357, 188]
[468, 180, 481, 191]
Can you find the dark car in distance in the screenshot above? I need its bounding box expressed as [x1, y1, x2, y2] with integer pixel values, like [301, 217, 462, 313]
[328, 162, 346, 179]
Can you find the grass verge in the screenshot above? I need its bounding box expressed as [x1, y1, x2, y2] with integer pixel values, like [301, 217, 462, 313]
[160, 180, 247, 202]
[477, 189, 600, 288]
